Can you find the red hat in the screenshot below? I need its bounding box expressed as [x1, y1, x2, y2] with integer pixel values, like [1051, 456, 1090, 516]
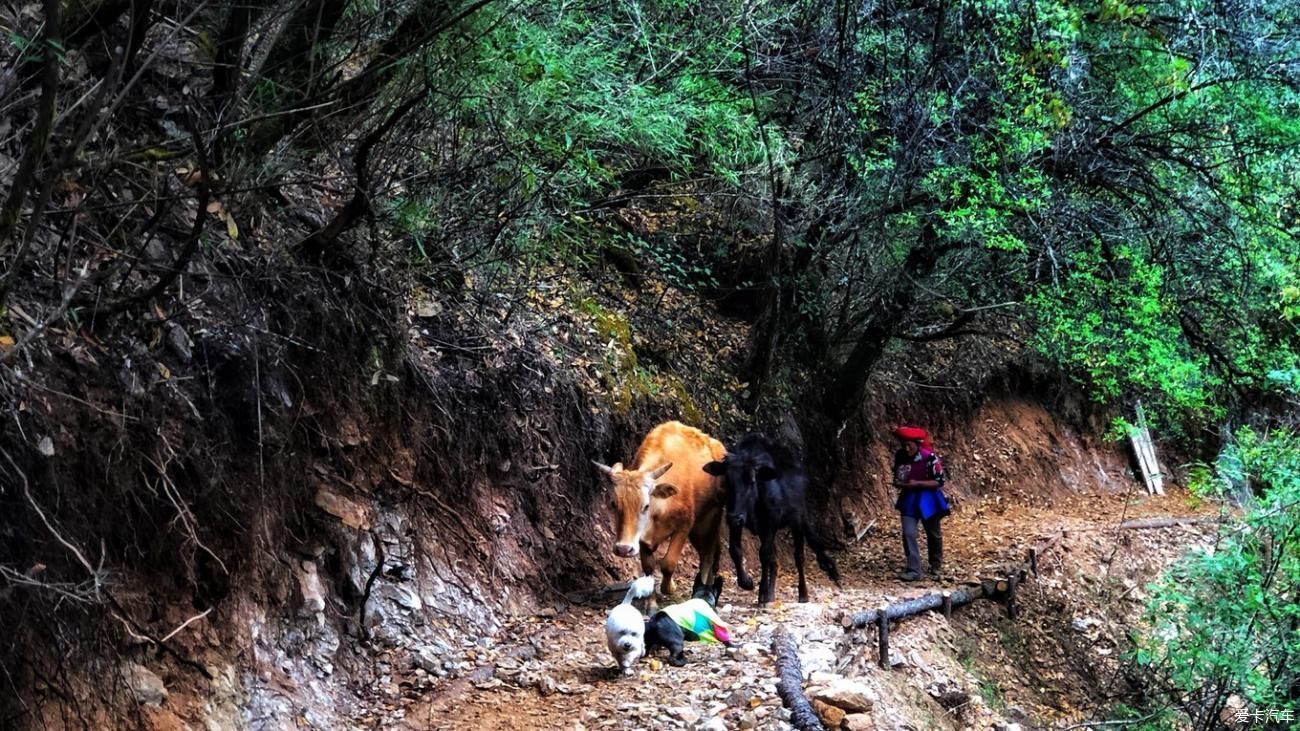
[893, 426, 932, 449]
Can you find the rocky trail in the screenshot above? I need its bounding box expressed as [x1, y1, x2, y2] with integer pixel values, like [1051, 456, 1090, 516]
[351, 489, 1222, 731]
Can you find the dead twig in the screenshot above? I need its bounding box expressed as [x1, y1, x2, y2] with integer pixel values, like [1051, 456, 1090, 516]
[11, 374, 140, 422]
[103, 592, 214, 680]
[1059, 710, 1168, 729]
[142, 442, 230, 577]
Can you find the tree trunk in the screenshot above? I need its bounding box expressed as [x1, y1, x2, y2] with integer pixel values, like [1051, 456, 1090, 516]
[794, 225, 950, 513]
[821, 225, 946, 424]
[122, 0, 156, 76]
[210, 0, 271, 169]
[293, 90, 429, 267]
[0, 0, 61, 310]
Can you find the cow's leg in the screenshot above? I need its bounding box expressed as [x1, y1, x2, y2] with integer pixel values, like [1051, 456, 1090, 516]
[708, 521, 724, 587]
[639, 541, 658, 579]
[689, 519, 722, 594]
[758, 527, 777, 606]
[707, 528, 723, 585]
[660, 531, 690, 597]
[729, 523, 755, 591]
[793, 526, 810, 603]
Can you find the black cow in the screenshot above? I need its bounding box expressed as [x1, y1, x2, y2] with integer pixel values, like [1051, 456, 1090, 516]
[703, 433, 840, 605]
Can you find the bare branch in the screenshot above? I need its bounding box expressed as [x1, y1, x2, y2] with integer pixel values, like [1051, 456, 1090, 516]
[0, 0, 62, 308]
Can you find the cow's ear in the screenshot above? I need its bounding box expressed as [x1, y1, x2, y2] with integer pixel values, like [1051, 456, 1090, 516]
[702, 461, 727, 476]
[651, 483, 678, 500]
[757, 465, 780, 481]
[648, 462, 673, 480]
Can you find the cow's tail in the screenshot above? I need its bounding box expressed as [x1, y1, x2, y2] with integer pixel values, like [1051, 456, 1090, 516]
[621, 576, 657, 605]
[805, 531, 841, 586]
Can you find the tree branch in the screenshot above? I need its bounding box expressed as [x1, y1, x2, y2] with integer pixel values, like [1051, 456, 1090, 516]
[293, 88, 428, 267]
[92, 111, 211, 315]
[0, 0, 61, 310]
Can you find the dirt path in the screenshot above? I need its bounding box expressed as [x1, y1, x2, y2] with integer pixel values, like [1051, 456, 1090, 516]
[374, 489, 1218, 731]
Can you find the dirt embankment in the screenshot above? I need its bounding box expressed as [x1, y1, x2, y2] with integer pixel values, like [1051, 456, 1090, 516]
[0, 276, 672, 729]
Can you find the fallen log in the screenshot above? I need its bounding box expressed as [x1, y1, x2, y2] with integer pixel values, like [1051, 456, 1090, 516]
[842, 584, 989, 629]
[772, 625, 827, 731]
[843, 529, 1070, 630]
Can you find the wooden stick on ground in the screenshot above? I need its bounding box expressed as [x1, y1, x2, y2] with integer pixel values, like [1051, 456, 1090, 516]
[877, 604, 891, 669]
[842, 584, 989, 629]
[772, 625, 827, 731]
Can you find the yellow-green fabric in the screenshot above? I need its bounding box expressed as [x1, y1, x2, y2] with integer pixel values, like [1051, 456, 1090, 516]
[660, 599, 732, 644]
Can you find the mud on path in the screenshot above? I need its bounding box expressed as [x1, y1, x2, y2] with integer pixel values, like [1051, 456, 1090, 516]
[368, 489, 1219, 731]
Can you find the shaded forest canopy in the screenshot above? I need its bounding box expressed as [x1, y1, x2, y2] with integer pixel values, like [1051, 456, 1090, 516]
[2, 0, 1295, 432]
[0, 0, 1298, 727]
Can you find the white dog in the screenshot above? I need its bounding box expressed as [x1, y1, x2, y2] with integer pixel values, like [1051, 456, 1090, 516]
[605, 576, 656, 675]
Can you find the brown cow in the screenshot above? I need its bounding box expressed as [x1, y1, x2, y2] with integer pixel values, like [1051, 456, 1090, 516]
[594, 421, 727, 597]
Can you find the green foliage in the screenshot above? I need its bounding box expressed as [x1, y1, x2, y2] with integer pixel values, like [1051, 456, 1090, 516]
[366, 0, 1300, 439]
[8, 31, 66, 63]
[386, 196, 440, 260]
[977, 675, 1006, 712]
[1029, 244, 1222, 431]
[626, 233, 719, 292]
[464, 3, 770, 207]
[1135, 427, 1300, 724]
[1014, 0, 1300, 435]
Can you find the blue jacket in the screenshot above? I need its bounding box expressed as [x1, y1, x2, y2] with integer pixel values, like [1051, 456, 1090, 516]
[893, 448, 951, 520]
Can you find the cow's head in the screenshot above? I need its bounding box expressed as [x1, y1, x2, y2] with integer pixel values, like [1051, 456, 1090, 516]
[593, 461, 675, 557]
[703, 446, 777, 529]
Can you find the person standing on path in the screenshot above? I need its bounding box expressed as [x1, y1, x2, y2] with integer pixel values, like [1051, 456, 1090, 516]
[892, 425, 951, 581]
